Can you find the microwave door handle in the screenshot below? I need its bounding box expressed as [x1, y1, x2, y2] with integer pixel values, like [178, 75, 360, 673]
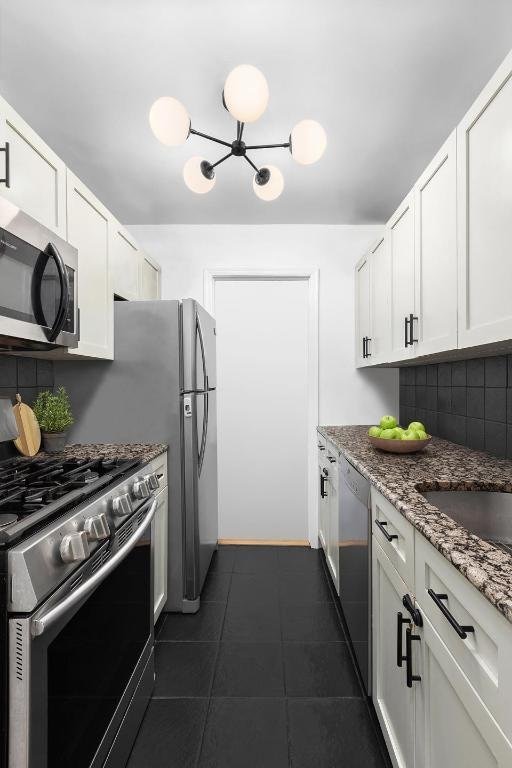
[45, 242, 70, 342]
[31, 497, 156, 638]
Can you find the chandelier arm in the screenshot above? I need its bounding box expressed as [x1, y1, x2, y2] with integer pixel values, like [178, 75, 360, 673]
[211, 152, 233, 169]
[244, 142, 290, 150]
[243, 155, 260, 174]
[238, 122, 245, 141]
[189, 128, 232, 149]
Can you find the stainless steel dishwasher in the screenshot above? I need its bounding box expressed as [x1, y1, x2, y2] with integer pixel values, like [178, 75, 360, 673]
[339, 455, 371, 694]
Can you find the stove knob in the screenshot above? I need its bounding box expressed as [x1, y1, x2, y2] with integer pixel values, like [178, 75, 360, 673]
[84, 512, 110, 541]
[143, 473, 160, 491]
[60, 531, 90, 564]
[132, 479, 150, 500]
[112, 493, 133, 517]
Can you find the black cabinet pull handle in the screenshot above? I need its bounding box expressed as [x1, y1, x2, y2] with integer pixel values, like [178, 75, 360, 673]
[0, 142, 10, 188]
[397, 611, 411, 667]
[427, 589, 475, 639]
[319, 473, 326, 498]
[405, 626, 421, 687]
[375, 519, 398, 542]
[409, 314, 418, 345]
[403, 593, 423, 627]
[404, 316, 410, 347]
[362, 336, 366, 358]
[366, 337, 372, 357]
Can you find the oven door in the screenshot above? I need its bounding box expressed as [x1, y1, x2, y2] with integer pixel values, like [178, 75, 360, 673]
[8, 498, 156, 768]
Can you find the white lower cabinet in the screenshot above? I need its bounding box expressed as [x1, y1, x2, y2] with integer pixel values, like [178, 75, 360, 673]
[414, 610, 512, 768]
[372, 492, 512, 768]
[153, 485, 168, 622]
[326, 456, 339, 592]
[373, 538, 415, 768]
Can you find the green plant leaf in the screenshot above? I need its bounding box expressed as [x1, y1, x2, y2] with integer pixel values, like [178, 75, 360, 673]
[33, 387, 74, 433]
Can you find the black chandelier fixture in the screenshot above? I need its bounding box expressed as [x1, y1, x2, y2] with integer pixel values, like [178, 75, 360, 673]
[149, 65, 327, 201]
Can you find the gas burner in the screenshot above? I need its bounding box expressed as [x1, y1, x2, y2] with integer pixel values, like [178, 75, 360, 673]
[0, 514, 17, 528]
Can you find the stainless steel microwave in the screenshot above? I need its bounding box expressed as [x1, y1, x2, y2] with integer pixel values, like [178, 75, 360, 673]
[0, 197, 79, 351]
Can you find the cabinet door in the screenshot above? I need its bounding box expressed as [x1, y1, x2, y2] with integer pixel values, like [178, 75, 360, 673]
[66, 171, 113, 359]
[369, 233, 391, 363]
[372, 539, 415, 768]
[415, 610, 512, 768]
[0, 96, 66, 238]
[457, 51, 512, 347]
[140, 254, 161, 300]
[154, 487, 168, 622]
[318, 464, 328, 552]
[355, 253, 371, 367]
[388, 193, 415, 362]
[111, 224, 140, 301]
[414, 130, 457, 356]
[326, 464, 339, 593]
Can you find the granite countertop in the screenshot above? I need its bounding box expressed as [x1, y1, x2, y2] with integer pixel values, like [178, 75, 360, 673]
[37, 443, 168, 464]
[318, 424, 512, 624]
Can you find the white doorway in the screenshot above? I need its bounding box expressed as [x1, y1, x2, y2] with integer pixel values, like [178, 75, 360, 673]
[204, 269, 319, 545]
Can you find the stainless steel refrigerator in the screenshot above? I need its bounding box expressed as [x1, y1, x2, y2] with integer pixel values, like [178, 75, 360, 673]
[55, 299, 218, 613]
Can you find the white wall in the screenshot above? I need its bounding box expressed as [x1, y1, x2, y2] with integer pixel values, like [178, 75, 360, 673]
[129, 224, 399, 426]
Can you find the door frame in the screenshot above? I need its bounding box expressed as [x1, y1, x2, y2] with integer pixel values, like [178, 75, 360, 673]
[203, 267, 320, 546]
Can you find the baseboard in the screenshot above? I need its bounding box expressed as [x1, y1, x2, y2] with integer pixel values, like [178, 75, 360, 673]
[218, 539, 310, 546]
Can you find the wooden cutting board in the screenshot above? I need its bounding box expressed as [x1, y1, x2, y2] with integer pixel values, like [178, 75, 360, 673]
[13, 393, 41, 457]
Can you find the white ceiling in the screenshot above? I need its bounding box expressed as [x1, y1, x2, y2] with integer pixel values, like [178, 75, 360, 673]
[1, 0, 511, 225]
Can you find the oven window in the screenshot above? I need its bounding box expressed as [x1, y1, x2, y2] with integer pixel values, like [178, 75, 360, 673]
[46, 537, 151, 768]
[0, 228, 74, 333]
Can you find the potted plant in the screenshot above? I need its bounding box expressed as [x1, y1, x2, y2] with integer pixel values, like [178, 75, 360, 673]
[33, 387, 74, 453]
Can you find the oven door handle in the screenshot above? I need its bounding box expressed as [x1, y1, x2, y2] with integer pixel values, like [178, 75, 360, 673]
[31, 497, 156, 638]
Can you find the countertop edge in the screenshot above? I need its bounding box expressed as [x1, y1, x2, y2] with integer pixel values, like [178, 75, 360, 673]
[318, 425, 512, 626]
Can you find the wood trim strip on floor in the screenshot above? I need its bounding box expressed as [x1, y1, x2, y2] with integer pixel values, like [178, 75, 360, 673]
[217, 538, 310, 546]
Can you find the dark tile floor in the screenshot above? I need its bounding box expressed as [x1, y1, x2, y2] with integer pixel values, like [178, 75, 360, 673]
[127, 545, 390, 768]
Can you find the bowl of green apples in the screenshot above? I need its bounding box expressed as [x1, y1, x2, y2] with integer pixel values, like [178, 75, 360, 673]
[367, 416, 431, 454]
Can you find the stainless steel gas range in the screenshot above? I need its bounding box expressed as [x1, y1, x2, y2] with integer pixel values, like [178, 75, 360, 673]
[0, 453, 161, 768]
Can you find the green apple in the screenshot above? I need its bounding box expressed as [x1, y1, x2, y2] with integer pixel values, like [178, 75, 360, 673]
[402, 429, 420, 440]
[394, 427, 406, 438]
[380, 415, 398, 430]
[380, 428, 398, 439]
[408, 421, 426, 433]
[368, 426, 382, 437]
[416, 429, 428, 440]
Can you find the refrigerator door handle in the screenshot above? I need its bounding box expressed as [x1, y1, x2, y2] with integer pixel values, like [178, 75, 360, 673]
[198, 391, 209, 476]
[196, 314, 208, 392]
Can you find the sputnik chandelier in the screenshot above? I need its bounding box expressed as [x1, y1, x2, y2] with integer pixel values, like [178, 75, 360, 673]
[149, 64, 327, 201]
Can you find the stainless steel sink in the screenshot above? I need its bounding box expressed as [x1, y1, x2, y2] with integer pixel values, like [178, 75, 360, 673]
[421, 491, 512, 554]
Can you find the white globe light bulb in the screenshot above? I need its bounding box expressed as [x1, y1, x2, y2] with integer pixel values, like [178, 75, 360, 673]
[149, 97, 190, 146]
[183, 156, 215, 194]
[253, 165, 284, 202]
[290, 119, 327, 165]
[224, 65, 269, 123]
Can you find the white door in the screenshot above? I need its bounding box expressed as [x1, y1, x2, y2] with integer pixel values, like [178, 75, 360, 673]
[414, 130, 458, 357]
[372, 539, 415, 768]
[214, 278, 309, 542]
[388, 193, 415, 362]
[457, 51, 512, 348]
[0, 95, 66, 238]
[66, 171, 113, 360]
[355, 254, 371, 367]
[415, 610, 512, 768]
[369, 233, 391, 364]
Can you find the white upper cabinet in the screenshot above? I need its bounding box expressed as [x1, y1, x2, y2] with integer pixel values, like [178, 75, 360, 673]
[355, 253, 371, 366]
[369, 233, 391, 364]
[457, 50, 512, 348]
[0, 96, 66, 238]
[111, 224, 140, 301]
[140, 253, 161, 300]
[388, 192, 415, 362]
[66, 171, 113, 360]
[414, 130, 457, 356]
